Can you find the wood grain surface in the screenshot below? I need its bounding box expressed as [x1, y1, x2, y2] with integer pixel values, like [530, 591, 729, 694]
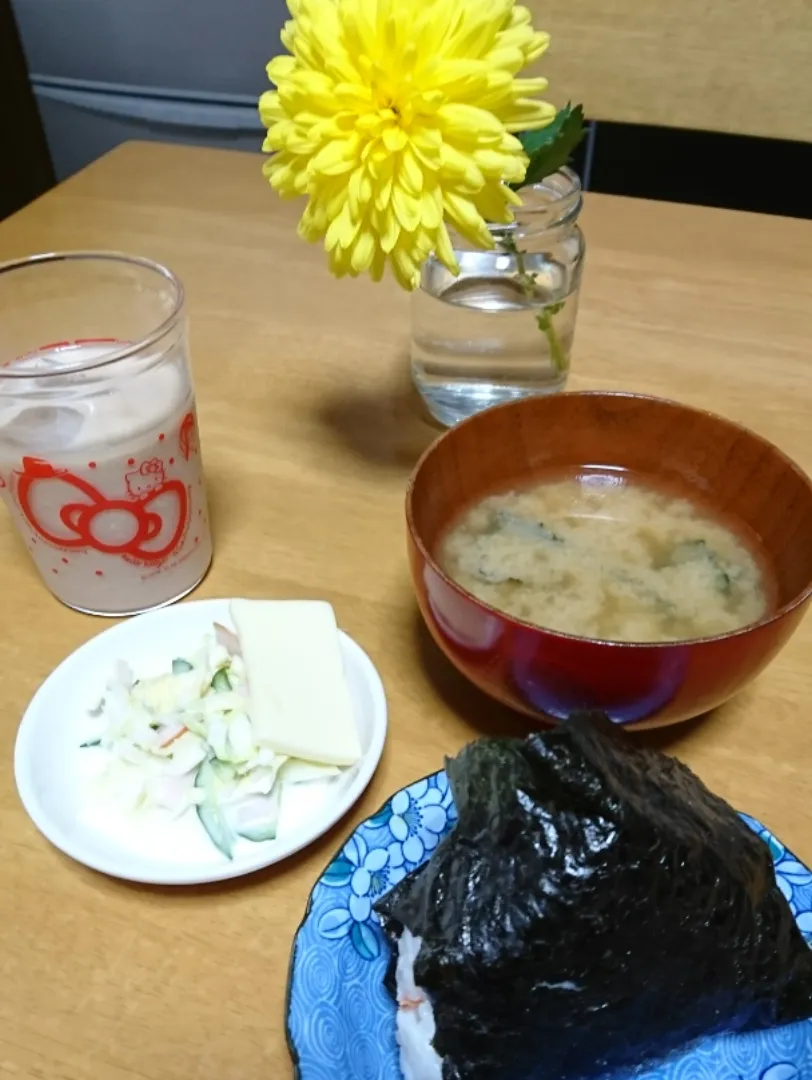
[527, 0, 812, 141]
[1, 141, 812, 1080]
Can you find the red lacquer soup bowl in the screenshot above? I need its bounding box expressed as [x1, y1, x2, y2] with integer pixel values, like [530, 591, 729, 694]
[406, 392, 812, 729]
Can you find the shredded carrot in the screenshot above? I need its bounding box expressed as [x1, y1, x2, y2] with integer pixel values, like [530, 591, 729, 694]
[159, 726, 188, 749]
[399, 996, 425, 1012]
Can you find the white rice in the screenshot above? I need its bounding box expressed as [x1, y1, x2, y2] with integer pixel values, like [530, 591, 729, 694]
[395, 929, 443, 1080]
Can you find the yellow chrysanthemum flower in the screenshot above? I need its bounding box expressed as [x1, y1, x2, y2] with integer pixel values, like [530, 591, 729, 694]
[259, 0, 555, 290]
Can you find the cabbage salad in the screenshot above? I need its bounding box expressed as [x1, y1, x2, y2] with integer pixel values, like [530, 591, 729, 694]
[81, 625, 342, 858]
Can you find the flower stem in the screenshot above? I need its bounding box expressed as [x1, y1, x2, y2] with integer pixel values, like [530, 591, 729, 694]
[499, 232, 535, 297]
[500, 231, 568, 375]
[536, 306, 567, 375]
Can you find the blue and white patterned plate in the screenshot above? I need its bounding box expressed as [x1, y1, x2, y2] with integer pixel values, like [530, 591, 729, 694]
[287, 771, 812, 1080]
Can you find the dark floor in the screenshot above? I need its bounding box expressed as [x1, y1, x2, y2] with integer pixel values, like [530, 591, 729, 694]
[0, 0, 54, 221]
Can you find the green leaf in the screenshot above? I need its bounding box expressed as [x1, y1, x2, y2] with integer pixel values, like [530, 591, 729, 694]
[517, 107, 572, 157]
[513, 103, 587, 191]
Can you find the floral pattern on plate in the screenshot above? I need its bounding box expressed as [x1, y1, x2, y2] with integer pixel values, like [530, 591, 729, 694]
[287, 773, 812, 1080]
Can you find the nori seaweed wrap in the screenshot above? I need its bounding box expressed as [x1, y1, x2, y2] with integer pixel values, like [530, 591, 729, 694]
[374, 715, 812, 1080]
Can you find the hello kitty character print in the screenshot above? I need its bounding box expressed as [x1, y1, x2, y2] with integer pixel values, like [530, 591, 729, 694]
[15, 454, 189, 564]
[125, 458, 165, 499]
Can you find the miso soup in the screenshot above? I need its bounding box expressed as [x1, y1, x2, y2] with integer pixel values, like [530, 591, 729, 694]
[438, 470, 770, 643]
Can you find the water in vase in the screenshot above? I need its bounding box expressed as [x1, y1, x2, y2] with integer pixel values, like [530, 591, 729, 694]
[411, 248, 579, 428]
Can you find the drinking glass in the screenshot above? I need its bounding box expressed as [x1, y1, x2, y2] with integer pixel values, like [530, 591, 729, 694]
[0, 252, 212, 615]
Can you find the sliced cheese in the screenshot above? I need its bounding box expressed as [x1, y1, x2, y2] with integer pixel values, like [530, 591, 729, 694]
[229, 599, 362, 767]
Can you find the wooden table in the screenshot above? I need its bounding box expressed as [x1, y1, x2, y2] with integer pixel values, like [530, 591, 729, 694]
[2, 141, 812, 1080]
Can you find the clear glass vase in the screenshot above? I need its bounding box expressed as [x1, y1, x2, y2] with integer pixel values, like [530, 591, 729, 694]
[411, 168, 585, 427]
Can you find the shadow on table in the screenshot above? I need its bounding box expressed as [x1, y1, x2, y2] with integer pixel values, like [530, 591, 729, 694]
[65, 805, 371, 901]
[413, 611, 714, 751]
[204, 463, 242, 549]
[316, 365, 440, 472]
[413, 611, 531, 739]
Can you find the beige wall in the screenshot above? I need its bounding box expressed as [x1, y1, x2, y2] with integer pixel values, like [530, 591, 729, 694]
[528, 0, 811, 142]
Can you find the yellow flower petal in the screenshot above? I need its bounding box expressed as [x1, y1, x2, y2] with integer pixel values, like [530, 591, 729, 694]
[297, 212, 321, 242]
[325, 204, 360, 250]
[350, 229, 376, 273]
[437, 103, 504, 144]
[379, 208, 400, 253]
[267, 55, 296, 84]
[508, 5, 532, 27]
[502, 99, 557, 132]
[382, 125, 408, 152]
[473, 147, 524, 181]
[390, 244, 420, 291]
[410, 90, 446, 115]
[523, 30, 552, 64]
[443, 191, 493, 249]
[472, 184, 515, 225]
[347, 166, 372, 218]
[439, 142, 485, 191]
[399, 147, 424, 195]
[511, 76, 549, 97]
[392, 185, 421, 232]
[419, 185, 443, 229]
[369, 246, 387, 282]
[291, 71, 339, 112]
[409, 124, 442, 168]
[334, 82, 374, 108]
[434, 222, 460, 275]
[258, 91, 284, 127]
[474, 69, 515, 110]
[484, 46, 525, 75]
[327, 242, 353, 277]
[498, 131, 525, 154]
[428, 59, 490, 100]
[309, 137, 360, 177]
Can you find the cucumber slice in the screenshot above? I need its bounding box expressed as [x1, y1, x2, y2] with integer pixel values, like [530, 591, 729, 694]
[209, 758, 237, 789]
[197, 803, 234, 859]
[194, 758, 234, 859]
[236, 821, 278, 843]
[211, 669, 232, 693]
[172, 658, 194, 674]
[80, 738, 102, 748]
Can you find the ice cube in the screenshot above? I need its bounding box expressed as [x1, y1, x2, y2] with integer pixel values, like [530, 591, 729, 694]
[0, 403, 85, 451]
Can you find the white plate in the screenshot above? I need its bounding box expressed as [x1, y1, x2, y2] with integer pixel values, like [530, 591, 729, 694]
[14, 598, 388, 885]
